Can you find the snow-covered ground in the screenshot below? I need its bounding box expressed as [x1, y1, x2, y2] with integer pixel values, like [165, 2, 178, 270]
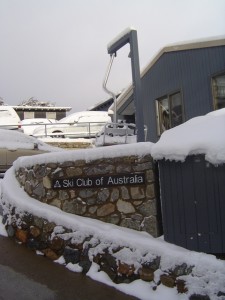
[1, 109, 225, 299]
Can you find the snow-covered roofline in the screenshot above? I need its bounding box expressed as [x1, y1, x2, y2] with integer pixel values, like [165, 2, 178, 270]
[12, 105, 72, 111]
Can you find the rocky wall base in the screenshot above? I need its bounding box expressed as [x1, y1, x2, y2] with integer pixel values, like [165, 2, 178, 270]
[2, 209, 222, 300]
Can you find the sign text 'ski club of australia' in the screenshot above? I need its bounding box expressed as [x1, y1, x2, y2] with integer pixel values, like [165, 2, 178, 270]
[52, 173, 145, 189]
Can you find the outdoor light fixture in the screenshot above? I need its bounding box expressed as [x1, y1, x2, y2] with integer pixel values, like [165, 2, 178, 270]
[104, 27, 145, 142]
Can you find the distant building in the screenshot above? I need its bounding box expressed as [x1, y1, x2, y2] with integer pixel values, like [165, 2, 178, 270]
[88, 93, 121, 112]
[112, 36, 225, 142]
[13, 105, 72, 120]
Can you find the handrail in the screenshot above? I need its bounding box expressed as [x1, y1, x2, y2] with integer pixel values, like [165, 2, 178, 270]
[19, 121, 108, 138]
[102, 53, 117, 123]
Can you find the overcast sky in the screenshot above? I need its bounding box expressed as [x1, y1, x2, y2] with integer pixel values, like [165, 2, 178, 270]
[0, 0, 224, 113]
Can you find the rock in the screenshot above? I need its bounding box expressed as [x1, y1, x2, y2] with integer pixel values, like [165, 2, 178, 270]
[63, 247, 80, 264]
[97, 189, 110, 204]
[58, 190, 69, 201]
[130, 187, 145, 200]
[15, 229, 28, 243]
[160, 274, 176, 288]
[30, 226, 41, 238]
[33, 182, 45, 199]
[110, 188, 119, 202]
[120, 218, 140, 231]
[66, 167, 82, 177]
[6, 225, 15, 237]
[104, 214, 120, 225]
[97, 203, 115, 217]
[176, 279, 188, 293]
[27, 238, 40, 250]
[189, 294, 210, 300]
[33, 216, 44, 228]
[79, 260, 92, 274]
[146, 184, 155, 199]
[88, 206, 97, 214]
[63, 199, 87, 215]
[43, 176, 51, 189]
[138, 200, 156, 216]
[121, 187, 130, 200]
[43, 222, 55, 233]
[117, 262, 135, 277]
[51, 236, 64, 251]
[173, 263, 193, 276]
[116, 199, 135, 214]
[139, 267, 154, 282]
[142, 216, 158, 237]
[145, 257, 160, 271]
[133, 161, 152, 171]
[79, 190, 95, 198]
[42, 248, 59, 260]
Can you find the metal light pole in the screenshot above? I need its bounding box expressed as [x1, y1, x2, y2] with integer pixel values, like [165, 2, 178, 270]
[107, 27, 145, 142]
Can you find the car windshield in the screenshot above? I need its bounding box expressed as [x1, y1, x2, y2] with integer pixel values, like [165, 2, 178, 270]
[0, 110, 12, 117]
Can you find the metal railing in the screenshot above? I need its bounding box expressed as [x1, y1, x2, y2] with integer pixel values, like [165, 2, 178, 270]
[20, 121, 108, 138]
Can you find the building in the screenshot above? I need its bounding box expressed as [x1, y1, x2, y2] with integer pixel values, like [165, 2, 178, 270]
[113, 36, 225, 142]
[12, 105, 72, 120]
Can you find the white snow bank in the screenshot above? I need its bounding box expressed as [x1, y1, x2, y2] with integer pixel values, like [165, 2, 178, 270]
[151, 108, 225, 165]
[1, 168, 225, 300]
[0, 129, 62, 152]
[13, 142, 153, 170]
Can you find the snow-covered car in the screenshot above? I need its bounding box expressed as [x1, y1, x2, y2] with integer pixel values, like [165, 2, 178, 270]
[0, 106, 21, 130]
[0, 129, 62, 177]
[20, 118, 57, 136]
[95, 122, 137, 146]
[33, 111, 112, 138]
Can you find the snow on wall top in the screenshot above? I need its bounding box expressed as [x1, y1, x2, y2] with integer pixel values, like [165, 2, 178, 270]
[151, 108, 225, 165]
[13, 142, 153, 170]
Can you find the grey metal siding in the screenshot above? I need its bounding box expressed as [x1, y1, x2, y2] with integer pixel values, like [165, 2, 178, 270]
[141, 46, 225, 142]
[159, 155, 225, 253]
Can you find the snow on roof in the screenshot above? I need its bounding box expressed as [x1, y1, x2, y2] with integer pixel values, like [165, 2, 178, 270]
[151, 108, 225, 165]
[13, 106, 72, 111]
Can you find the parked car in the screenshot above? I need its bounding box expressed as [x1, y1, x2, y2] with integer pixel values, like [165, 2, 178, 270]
[20, 118, 57, 136]
[95, 122, 137, 146]
[0, 106, 20, 130]
[0, 129, 62, 177]
[33, 111, 112, 138]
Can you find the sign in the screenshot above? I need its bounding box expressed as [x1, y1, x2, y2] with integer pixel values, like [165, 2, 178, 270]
[52, 173, 145, 189]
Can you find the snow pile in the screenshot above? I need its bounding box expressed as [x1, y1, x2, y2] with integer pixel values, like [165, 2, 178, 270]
[151, 108, 225, 165]
[1, 167, 225, 300]
[13, 142, 152, 170]
[0, 129, 62, 152]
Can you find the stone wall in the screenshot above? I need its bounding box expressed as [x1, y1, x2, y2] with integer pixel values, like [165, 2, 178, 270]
[16, 153, 160, 237]
[45, 140, 93, 149]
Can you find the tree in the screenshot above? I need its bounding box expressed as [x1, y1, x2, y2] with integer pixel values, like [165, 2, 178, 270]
[18, 97, 55, 107]
[0, 97, 5, 106]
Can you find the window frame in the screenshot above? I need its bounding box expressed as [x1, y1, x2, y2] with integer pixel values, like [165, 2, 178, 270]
[212, 71, 225, 110]
[155, 90, 184, 136]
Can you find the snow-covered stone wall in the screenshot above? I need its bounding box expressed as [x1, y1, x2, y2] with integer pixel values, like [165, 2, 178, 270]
[15, 151, 161, 237]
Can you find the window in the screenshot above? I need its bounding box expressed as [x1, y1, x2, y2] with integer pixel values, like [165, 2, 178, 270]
[34, 111, 46, 118]
[212, 73, 225, 110]
[156, 91, 184, 135]
[24, 111, 34, 119]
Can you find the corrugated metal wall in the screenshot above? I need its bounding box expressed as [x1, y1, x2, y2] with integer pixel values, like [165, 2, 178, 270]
[141, 46, 225, 142]
[158, 155, 225, 253]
